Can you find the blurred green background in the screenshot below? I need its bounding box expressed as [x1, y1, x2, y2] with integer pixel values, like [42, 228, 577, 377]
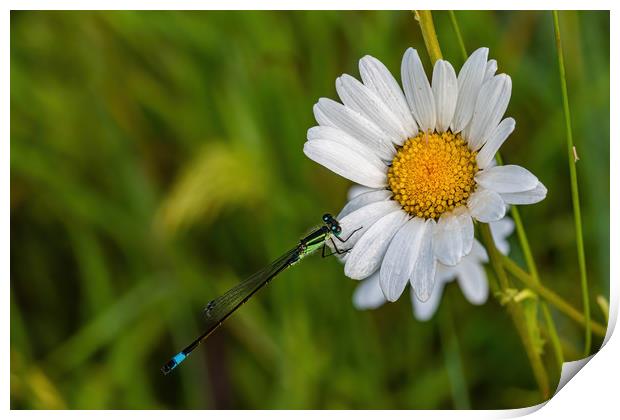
[10, 10, 609, 409]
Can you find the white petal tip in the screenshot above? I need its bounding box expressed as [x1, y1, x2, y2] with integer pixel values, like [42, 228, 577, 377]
[385, 294, 399, 303]
[414, 290, 431, 303]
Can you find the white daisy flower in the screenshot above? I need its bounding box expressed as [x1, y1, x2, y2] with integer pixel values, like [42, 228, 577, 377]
[352, 215, 515, 321]
[304, 47, 547, 302]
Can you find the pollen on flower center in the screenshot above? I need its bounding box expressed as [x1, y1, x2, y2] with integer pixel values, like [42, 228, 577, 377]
[387, 131, 478, 219]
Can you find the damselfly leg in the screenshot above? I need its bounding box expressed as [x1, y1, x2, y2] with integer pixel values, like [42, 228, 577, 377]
[333, 226, 363, 243]
[320, 225, 362, 258]
[321, 239, 349, 258]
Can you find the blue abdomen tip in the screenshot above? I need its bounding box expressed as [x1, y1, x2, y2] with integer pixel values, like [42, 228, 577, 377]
[161, 352, 187, 375]
[173, 352, 186, 365]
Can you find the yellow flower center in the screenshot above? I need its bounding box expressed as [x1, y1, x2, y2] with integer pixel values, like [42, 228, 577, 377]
[387, 131, 478, 219]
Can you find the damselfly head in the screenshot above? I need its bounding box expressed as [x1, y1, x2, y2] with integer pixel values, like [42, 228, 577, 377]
[322, 213, 342, 236]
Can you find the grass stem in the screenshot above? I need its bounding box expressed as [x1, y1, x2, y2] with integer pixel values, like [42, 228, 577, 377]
[552, 10, 591, 357]
[510, 208, 564, 370]
[501, 255, 605, 337]
[448, 11, 468, 61]
[415, 10, 443, 63]
[480, 224, 550, 400]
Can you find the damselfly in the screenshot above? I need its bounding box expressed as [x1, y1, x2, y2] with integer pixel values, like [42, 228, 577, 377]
[161, 213, 359, 375]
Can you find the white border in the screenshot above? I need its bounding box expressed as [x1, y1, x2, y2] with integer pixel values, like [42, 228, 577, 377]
[4, 2, 616, 418]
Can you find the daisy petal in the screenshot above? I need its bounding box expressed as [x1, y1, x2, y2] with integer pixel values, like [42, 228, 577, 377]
[451, 47, 489, 133]
[475, 164, 539, 193]
[338, 189, 392, 219]
[432, 60, 458, 133]
[411, 280, 445, 321]
[490, 216, 515, 236]
[469, 239, 489, 263]
[347, 185, 375, 200]
[433, 212, 463, 266]
[345, 210, 409, 280]
[476, 118, 515, 169]
[410, 219, 437, 302]
[359, 55, 418, 138]
[500, 182, 548, 205]
[307, 125, 384, 165]
[402, 48, 436, 132]
[467, 188, 506, 223]
[484, 59, 498, 83]
[353, 272, 387, 310]
[338, 200, 402, 249]
[466, 74, 512, 151]
[380, 217, 425, 301]
[313, 98, 395, 160]
[303, 140, 387, 188]
[336, 74, 409, 143]
[453, 206, 474, 256]
[435, 264, 458, 283]
[456, 260, 489, 305]
[490, 217, 515, 255]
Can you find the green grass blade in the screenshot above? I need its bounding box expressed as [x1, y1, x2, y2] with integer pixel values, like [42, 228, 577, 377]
[552, 10, 592, 356]
[448, 11, 468, 61]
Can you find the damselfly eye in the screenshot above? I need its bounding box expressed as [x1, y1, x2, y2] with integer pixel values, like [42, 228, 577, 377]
[332, 225, 342, 235]
[322, 213, 332, 222]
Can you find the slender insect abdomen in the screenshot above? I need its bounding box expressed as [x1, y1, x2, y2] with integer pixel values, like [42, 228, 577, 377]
[161, 352, 186, 375]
